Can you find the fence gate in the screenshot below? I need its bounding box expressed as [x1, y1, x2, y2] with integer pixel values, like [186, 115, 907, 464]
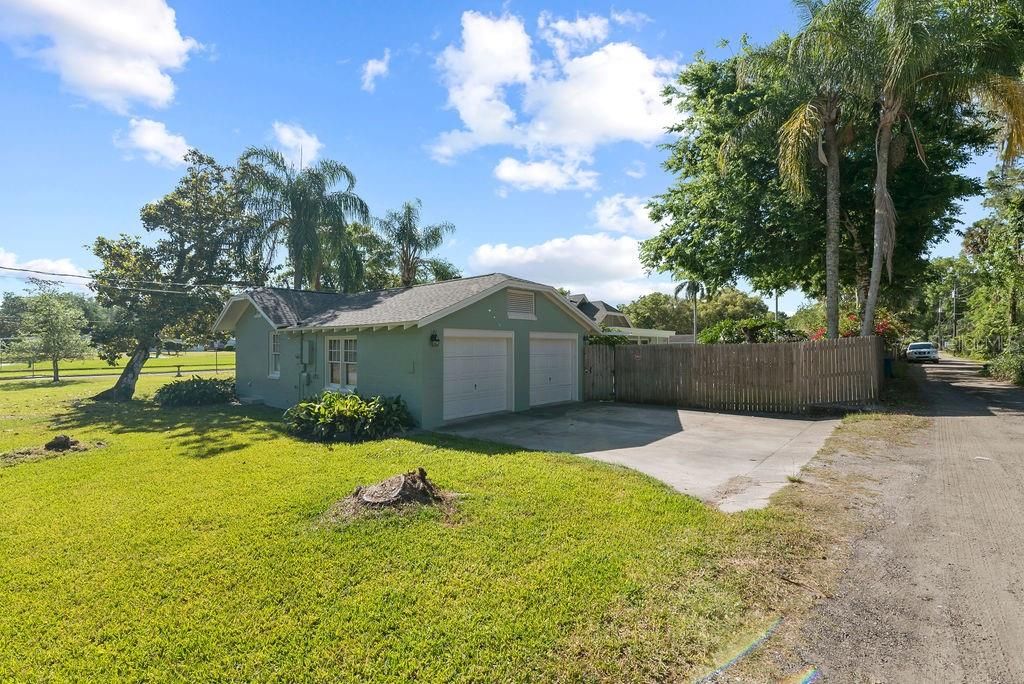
[583, 345, 615, 400]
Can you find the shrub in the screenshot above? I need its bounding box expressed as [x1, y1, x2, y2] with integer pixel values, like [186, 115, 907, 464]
[154, 376, 236, 407]
[698, 317, 806, 344]
[989, 339, 1024, 385]
[283, 392, 413, 442]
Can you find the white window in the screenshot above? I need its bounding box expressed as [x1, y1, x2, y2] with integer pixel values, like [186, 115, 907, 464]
[507, 290, 536, 320]
[269, 332, 281, 378]
[327, 337, 357, 389]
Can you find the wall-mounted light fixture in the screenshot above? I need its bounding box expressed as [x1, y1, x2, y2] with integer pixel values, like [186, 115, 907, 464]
[430, 331, 440, 347]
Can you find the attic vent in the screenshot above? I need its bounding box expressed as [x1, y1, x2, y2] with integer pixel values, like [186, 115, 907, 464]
[507, 290, 536, 319]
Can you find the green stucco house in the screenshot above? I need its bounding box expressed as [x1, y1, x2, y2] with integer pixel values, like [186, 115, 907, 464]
[213, 274, 600, 429]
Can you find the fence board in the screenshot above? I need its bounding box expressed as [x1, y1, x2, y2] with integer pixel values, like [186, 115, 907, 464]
[582, 336, 883, 412]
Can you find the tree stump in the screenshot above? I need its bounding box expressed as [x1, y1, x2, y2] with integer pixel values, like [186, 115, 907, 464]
[322, 468, 448, 523]
[44, 435, 78, 451]
[349, 467, 442, 508]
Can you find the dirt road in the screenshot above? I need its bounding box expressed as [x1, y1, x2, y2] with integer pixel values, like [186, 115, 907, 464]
[800, 358, 1024, 682]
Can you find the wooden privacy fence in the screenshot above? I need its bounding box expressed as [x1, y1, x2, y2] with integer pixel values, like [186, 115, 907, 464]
[583, 336, 884, 413]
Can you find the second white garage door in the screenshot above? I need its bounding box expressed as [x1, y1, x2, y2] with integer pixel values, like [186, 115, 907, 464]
[443, 332, 512, 421]
[529, 334, 577, 406]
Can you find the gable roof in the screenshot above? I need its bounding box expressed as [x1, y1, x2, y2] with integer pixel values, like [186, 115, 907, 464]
[213, 273, 601, 333]
[571, 295, 633, 328]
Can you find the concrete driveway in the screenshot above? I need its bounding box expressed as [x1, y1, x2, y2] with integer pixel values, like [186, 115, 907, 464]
[440, 402, 838, 512]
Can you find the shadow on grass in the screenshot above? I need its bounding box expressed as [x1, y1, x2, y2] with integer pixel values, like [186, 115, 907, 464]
[0, 378, 93, 392]
[54, 399, 286, 458]
[404, 431, 524, 457]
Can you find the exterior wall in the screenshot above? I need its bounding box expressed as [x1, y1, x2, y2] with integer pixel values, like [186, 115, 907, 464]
[302, 327, 427, 425]
[419, 289, 589, 428]
[234, 303, 303, 409]
[233, 286, 590, 428]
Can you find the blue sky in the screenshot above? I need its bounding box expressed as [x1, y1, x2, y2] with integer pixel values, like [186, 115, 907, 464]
[0, 0, 993, 312]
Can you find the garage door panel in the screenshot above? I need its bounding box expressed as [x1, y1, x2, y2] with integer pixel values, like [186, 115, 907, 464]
[529, 336, 576, 407]
[443, 334, 511, 421]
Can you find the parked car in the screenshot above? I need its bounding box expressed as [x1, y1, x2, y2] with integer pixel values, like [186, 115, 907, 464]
[906, 341, 939, 363]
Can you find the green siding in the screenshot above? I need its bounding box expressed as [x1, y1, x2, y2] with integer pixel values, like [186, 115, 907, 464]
[234, 286, 589, 428]
[419, 289, 588, 428]
[235, 304, 302, 409]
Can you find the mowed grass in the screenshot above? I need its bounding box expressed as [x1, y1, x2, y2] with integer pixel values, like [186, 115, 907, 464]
[0, 351, 235, 378]
[0, 376, 817, 682]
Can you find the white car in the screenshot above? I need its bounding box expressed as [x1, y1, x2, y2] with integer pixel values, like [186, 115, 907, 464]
[907, 341, 939, 363]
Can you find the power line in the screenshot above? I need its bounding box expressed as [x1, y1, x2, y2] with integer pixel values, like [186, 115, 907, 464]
[0, 273, 196, 296]
[0, 265, 254, 290]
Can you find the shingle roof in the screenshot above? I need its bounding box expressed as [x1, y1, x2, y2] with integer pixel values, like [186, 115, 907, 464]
[572, 296, 632, 327]
[239, 273, 574, 329]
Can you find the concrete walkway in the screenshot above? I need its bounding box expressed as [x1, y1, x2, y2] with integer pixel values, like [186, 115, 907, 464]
[441, 402, 838, 512]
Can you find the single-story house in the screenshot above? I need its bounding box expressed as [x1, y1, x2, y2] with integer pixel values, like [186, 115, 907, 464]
[569, 293, 683, 344]
[212, 274, 601, 429]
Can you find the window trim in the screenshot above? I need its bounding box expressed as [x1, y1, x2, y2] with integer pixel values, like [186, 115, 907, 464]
[507, 289, 537, 320]
[325, 336, 358, 392]
[268, 331, 281, 379]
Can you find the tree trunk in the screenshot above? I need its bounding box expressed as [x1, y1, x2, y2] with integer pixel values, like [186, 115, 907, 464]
[1011, 282, 1020, 328]
[93, 343, 151, 401]
[692, 296, 698, 339]
[824, 117, 841, 339]
[293, 269, 302, 291]
[844, 216, 870, 314]
[51, 356, 59, 383]
[861, 102, 899, 337]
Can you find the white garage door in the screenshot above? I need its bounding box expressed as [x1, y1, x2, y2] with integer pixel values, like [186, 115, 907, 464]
[443, 332, 512, 421]
[529, 335, 577, 407]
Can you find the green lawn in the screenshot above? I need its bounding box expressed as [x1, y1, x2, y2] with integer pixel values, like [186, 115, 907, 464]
[0, 350, 235, 379]
[0, 376, 817, 682]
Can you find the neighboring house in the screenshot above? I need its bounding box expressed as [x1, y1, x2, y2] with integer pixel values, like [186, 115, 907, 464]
[569, 293, 681, 345]
[213, 274, 600, 429]
[568, 294, 632, 328]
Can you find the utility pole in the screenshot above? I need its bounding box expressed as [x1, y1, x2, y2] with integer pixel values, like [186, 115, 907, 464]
[951, 281, 958, 353]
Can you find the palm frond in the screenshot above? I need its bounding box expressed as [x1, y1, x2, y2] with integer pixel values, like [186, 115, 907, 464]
[978, 72, 1024, 162]
[778, 101, 823, 197]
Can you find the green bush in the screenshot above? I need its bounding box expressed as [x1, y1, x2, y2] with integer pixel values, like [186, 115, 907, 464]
[154, 376, 236, 407]
[283, 392, 413, 442]
[989, 339, 1024, 385]
[698, 317, 806, 344]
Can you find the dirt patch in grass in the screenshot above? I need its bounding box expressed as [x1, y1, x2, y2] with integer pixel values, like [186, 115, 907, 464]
[1, 435, 105, 466]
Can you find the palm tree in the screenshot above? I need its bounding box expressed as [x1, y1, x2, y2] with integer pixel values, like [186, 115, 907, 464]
[674, 278, 706, 338]
[236, 147, 369, 290]
[376, 200, 458, 287]
[773, 0, 871, 339]
[860, 0, 1024, 336]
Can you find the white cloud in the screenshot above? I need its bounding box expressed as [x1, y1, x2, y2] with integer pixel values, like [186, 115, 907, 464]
[611, 10, 652, 29]
[469, 231, 671, 303]
[522, 42, 677, 152]
[625, 160, 646, 178]
[537, 12, 608, 63]
[0, 247, 88, 288]
[494, 157, 598, 192]
[0, 0, 200, 112]
[361, 48, 391, 92]
[593, 194, 661, 237]
[114, 117, 188, 166]
[431, 11, 677, 192]
[433, 11, 534, 161]
[272, 122, 322, 168]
